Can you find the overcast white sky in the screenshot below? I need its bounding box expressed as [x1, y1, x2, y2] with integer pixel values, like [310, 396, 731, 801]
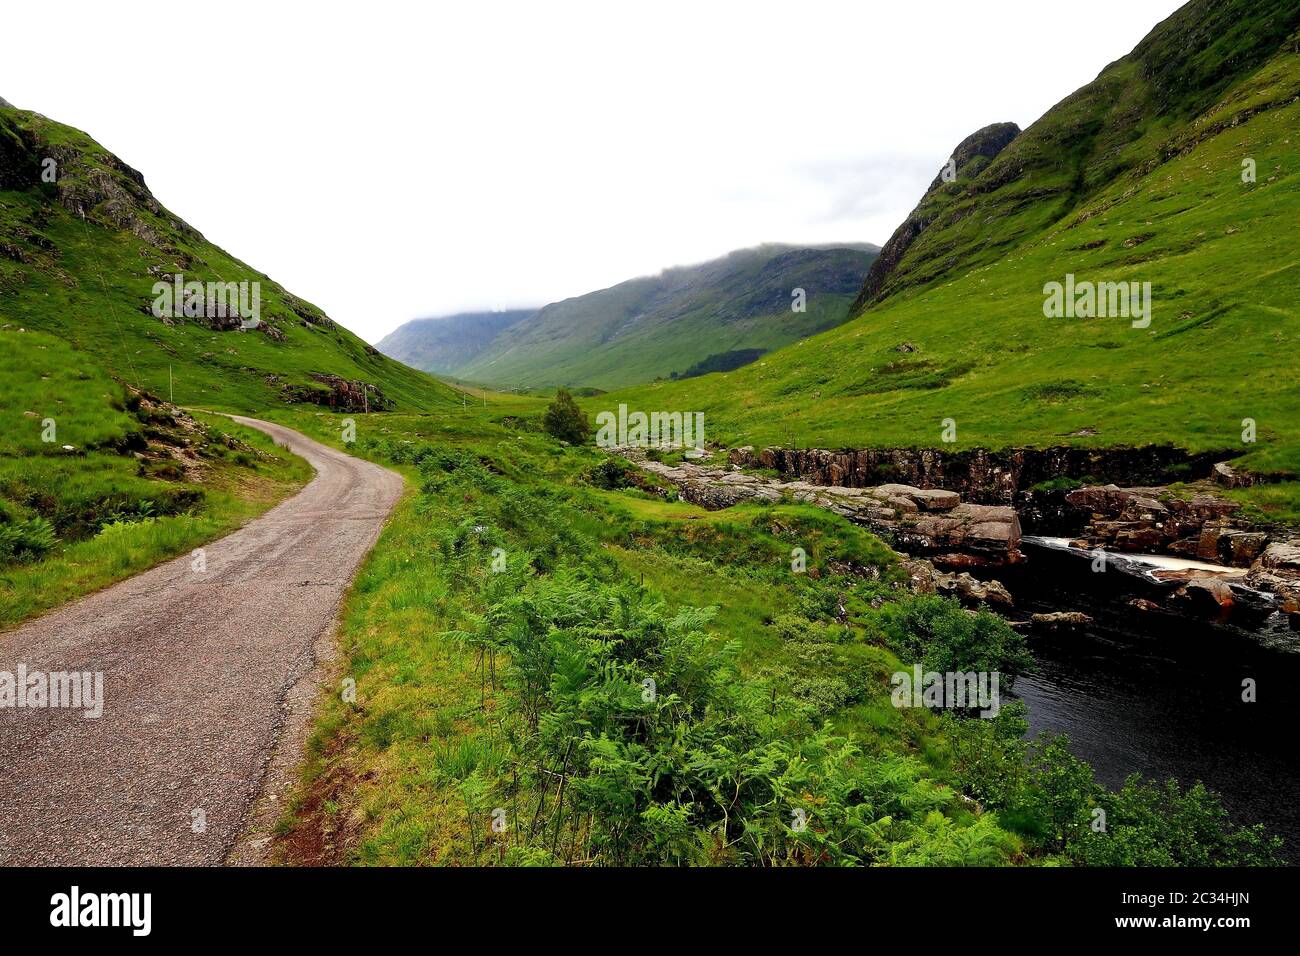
[4, 0, 1185, 342]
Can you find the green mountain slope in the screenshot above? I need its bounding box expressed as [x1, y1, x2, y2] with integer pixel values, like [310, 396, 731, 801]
[0, 102, 458, 412]
[0, 100, 457, 629]
[0, 324, 314, 629]
[609, 0, 1300, 498]
[377, 308, 536, 375]
[443, 243, 878, 389]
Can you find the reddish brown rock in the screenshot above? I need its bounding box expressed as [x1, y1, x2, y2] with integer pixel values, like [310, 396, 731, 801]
[1031, 611, 1094, 631]
[1218, 530, 1268, 565]
[1065, 484, 1269, 567]
[1172, 576, 1236, 612]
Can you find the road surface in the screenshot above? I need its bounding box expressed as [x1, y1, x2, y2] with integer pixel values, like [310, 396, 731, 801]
[0, 416, 403, 865]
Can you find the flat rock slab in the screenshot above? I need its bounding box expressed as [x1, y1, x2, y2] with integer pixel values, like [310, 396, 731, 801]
[0, 417, 403, 865]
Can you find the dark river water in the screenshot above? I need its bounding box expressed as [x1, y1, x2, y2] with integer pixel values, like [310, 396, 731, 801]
[997, 541, 1300, 861]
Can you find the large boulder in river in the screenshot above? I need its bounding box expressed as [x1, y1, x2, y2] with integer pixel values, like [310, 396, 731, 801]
[1172, 576, 1236, 612]
[1031, 611, 1093, 631]
[1216, 530, 1269, 565]
[936, 570, 1013, 607]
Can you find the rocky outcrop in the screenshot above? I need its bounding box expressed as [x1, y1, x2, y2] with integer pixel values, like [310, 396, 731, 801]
[849, 122, 1021, 313]
[1213, 461, 1255, 489]
[1064, 484, 1268, 567]
[1060, 485, 1300, 622]
[1, 107, 199, 247]
[282, 292, 335, 329]
[1244, 540, 1300, 615]
[905, 559, 1013, 607]
[1030, 611, 1094, 631]
[631, 455, 1020, 564]
[729, 444, 1230, 506]
[281, 374, 392, 412]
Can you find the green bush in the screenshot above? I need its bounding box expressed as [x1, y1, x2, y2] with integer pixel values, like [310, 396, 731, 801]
[541, 389, 590, 445]
[445, 573, 1013, 866]
[944, 722, 1284, 865]
[874, 594, 1034, 680]
[583, 458, 632, 490]
[0, 516, 56, 563]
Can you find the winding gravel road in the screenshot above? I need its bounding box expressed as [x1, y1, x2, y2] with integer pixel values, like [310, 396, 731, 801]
[0, 417, 403, 865]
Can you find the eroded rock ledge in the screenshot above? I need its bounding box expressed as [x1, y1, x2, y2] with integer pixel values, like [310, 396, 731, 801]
[628, 452, 1021, 565]
[729, 444, 1235, 505]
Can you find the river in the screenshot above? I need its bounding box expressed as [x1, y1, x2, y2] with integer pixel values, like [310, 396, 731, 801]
[997, 538, 1300, 861]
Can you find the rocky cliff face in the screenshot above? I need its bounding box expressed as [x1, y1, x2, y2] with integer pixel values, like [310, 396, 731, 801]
[849, 122, 1020, 313]
[0, 108, 200, 247]
[729, 444, 1232, 506]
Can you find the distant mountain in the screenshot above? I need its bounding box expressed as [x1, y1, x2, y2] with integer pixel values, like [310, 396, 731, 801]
[377, 309, 536, 375]
[0, 100, 456, 412]
[380, 243, 878, 389]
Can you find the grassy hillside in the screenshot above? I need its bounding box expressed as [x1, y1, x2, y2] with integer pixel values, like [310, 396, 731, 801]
[606, 1, 1300, 515]
[0, 327, 311, 630]
[450, 244, 878, 390]
[0, 103, 460, 413]
[0, 101, 459, 629]
[378, 309, 537, 376]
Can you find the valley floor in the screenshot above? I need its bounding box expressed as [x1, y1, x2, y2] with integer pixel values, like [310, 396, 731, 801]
[263, 406, 1282, 867]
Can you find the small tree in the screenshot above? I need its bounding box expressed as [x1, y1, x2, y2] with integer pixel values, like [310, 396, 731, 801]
[542, 389, 590, 444]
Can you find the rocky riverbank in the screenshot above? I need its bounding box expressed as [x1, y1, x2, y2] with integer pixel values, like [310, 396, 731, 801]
[1063, 485, 1300, 617]
[627, 443, 1300, 627]
[627, 451, 1021, 565]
